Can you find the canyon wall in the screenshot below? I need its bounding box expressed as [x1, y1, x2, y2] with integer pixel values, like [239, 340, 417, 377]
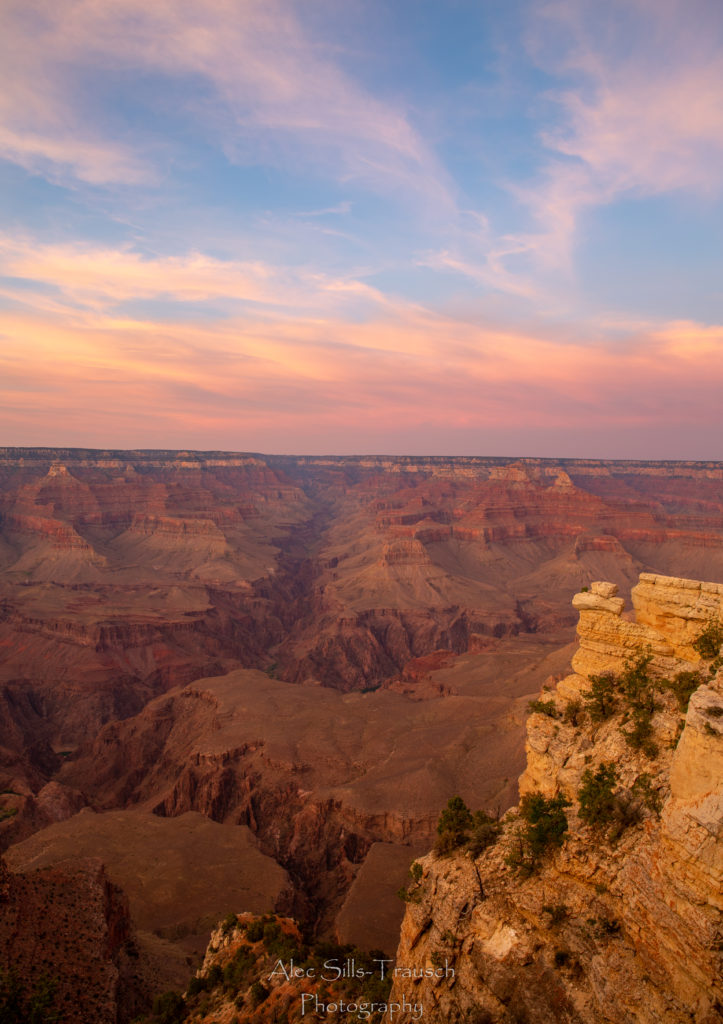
[388, 573, 723, 1024]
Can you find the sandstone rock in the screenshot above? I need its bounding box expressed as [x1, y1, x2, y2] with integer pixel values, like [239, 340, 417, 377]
[572, 590, 625, 614]
[633, 572, 723, 659]
[388, 572, 723, 1024]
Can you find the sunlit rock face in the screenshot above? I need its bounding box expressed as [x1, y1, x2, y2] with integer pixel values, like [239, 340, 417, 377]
[388, 573, 723, 1024]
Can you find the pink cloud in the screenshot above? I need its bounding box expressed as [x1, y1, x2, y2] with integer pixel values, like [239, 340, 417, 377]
[0, 235, 392, 319]
[0, 0, 452, 205]
[1, 263, 721, 453]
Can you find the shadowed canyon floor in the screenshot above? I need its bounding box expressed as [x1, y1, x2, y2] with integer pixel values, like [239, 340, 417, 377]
[1, 450, 723, 1015]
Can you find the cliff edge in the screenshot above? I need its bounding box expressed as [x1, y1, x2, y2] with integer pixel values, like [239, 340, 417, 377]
[387, 573, 723, 1024]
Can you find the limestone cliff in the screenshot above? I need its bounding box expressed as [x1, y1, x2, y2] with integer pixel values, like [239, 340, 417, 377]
[387, 574, 723, 1024]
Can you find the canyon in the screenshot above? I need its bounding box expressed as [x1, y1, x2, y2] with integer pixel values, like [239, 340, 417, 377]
[1, 449, 722, 1019]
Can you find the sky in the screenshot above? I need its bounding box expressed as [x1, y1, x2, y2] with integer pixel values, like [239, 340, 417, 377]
[1, 0, 722, 458]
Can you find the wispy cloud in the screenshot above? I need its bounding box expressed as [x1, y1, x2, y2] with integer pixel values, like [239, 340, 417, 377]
[1, 231, 721, 453]
[0, 235, 388, 318]
[295, 201, 353, 218]
[444, 0, 723, 298]
[0, 0, 453, 206]
[530, 0, 723, 250]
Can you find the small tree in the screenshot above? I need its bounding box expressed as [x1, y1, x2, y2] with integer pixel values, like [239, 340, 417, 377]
[665, 670, 702, 712]
[466, 810, 501, 857]
[693, 619, 723, 660]
[249, 982, 269, 1008]
[151, 991, 186, 1024]
[619, 653, 654, 708]
[505, 791, 570, 875]
[527, 699, 559, 718]
[584, 673, 617, 721]
[563, 699, 583, 727]
[519, 792, 570, 859]
[435, 796, 473, 854]
[624, 707, 658, 758]
[578, 763, 618, 828]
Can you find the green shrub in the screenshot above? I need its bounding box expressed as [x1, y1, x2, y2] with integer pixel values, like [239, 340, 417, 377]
[578, 763, 618, 828]
[578, 763, 644, 840]
[693, 619, 723, 660]
[396, 885, 420, 904]
[583, 673, 617, 721]
[205, 964, 222, 990]
[563, 699, 583, 726]
[151, 991, 186, 1024]
[527, 699, 559, 719]
[249, 981, 269, 1008]
[223, 945, 255, 992]
[631, 773, 663, 817]
[221, 912, 237, 935]
[519, 792, 570, 857]
[624, 707, 658, 758]
[0, 971, 60, 1024]
[397, 860, 424, 902]
[186, 976, 207, 997]
[466, 810, 501, 857]
[435, 796, 473, 854]
[245, 918, 266, 942]
[619, 654, 654, 708]
[665, 670, 702, 712]
[505, 792, 570, 875]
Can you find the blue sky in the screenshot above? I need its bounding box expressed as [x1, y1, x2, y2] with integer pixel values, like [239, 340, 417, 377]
[1, 0, 722, 456]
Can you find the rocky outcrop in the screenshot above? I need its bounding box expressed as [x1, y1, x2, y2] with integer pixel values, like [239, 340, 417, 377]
[570, 575, 723, 679]
[387, 573, 723, 1024]
[0, 854, 144, 1023]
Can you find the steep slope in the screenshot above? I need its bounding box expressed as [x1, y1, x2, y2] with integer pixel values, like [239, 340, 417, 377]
[0, 855, 143, 1024]
[387, 573, 723, 1024]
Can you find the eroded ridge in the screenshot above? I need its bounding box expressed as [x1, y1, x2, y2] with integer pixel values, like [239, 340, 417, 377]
[387, 573, 723, 1024]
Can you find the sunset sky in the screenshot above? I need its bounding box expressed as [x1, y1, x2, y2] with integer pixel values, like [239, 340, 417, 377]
[1, 0, 722, 457]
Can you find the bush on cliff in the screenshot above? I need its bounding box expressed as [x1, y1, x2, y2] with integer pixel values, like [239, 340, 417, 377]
[578, 762, 618, 827]
[505, 791, 570, 876]
[150, 990, 186, 1024]
[665, 670, 702, 712]
[583, 673, 617, 721]
[466, 810, 502, 857]
[693, 618, 723, 660]
[624, 707, 658, 757]
[435, 796, 474, 854]
[619, 654, 655, 708]
[527, 698, 559, 718]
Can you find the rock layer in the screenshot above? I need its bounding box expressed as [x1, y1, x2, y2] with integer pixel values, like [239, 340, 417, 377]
[388, 573, 723, 1024]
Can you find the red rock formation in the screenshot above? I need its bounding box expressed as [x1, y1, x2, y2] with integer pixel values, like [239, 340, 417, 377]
[0, 854, 144, 1024]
